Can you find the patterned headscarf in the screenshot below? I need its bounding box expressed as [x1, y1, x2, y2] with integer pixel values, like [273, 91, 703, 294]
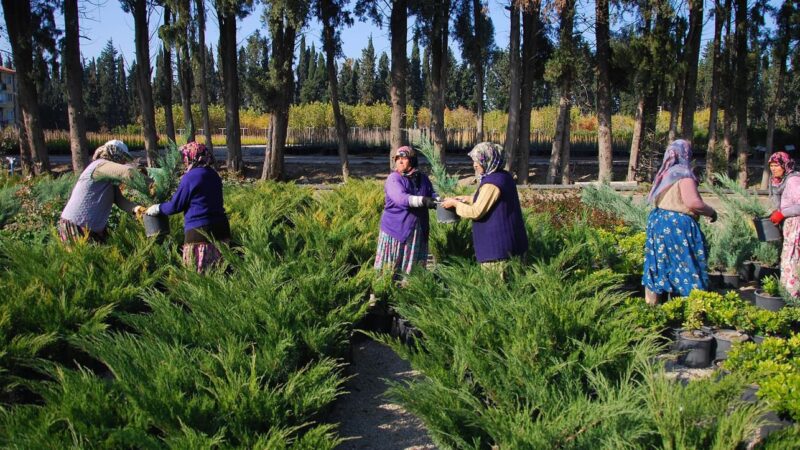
[468, 142, 505, 180]
[394, 145, 419, 176]
[181, 141, 214, 169]
[647, 139, 697, 204]
[92, 139, 132, 164]
[768, 151, 795, 185]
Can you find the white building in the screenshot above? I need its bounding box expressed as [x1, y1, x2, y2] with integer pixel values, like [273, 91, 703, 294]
[0, 67, 16, 128]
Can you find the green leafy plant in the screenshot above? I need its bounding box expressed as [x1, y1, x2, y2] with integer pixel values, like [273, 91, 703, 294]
[707, 173, 769, 218]
[580, 183, 650, 232]
[753, 241, 780, 267]
[414, 137, 459, 195]
[124, 140, 182, 204]
[761, 275, 781, 297]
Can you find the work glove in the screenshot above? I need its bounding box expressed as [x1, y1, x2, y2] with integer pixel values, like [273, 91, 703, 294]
[421, 196, 437, 209]
[133, 205, 146, 218]
[770, 210, 785, 225]
[145, 204, 161, 216]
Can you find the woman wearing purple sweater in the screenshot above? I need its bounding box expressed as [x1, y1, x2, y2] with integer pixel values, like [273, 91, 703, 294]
[374, 146, 437, 277]
[144, 142, 230, 272]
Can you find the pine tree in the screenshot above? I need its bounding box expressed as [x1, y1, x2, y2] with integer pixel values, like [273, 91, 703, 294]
[375, 52, 390, 104]
[338, 58, 355, 104]
[348, 60, 360, 105]
[358, 36, 376, 104]
[295, 36, 309, 103]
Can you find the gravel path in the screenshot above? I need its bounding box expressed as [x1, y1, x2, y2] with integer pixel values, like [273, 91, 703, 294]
[328, 339, 437, 450]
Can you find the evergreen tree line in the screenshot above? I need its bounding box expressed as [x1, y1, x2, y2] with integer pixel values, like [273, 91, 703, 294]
[3, 0, 799, 186]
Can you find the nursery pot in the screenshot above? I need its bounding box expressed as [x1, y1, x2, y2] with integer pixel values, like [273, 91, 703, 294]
[435, 204, 459, 224]
[754, 289, 785, 311]
[143, 214, 170, 238]
[676, 329, 714, 368]
[707, 271, 724, 290]
[753, 217, 782, 242]
[738, 261, 755, 283]
[721, 272, 740, 289]
[712, 329, 749, 361]
[755, 265, 780, 287]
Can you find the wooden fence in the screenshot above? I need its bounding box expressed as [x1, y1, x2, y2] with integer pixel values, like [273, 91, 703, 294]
[38, 127, 634, 155]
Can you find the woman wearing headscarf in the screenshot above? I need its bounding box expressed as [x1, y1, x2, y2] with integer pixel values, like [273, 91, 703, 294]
[441, 142, 528, 268]
[59, 140, 145, 243]
[374, 146, 437, 276]
[144, 142, 230, 272]
[643, 139, 717, 305]
[766, 151, 800, 296]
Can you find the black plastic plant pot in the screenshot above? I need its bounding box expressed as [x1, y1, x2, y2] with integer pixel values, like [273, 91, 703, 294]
[676, 329, 714, 368]
[752, 334, 766, 345]
[143, 214, 170, 238]
[722, 272, 740, 289]
[738, 261, 755, 283]
[753, 217, 782, 242]
[713, 329, 749, 361]
[755, 265, 780, 287]
[435, 204, 459, 224]
[754, 290, 786, 311]
[707, 271, 724, 290]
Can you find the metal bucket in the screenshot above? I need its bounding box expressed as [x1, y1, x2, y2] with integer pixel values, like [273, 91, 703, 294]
[435, 204, 459, 224]
[753, 217, 782, 242]
[143, 214, 170, 238]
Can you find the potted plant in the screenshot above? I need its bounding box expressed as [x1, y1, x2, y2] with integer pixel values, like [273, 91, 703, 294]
[753, 242, 780, 286]
[709, 173, 779, 242]
[755, 275, 786, 311]
[123, 141, 182, 237]
[674, 293, 715, 368]
[414, 137, 460, 223]
[706, 209, 757, 289]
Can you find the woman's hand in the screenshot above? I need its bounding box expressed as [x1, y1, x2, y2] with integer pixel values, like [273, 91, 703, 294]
[770, 210, 785, 225]
[441, 198, 459, 209]
[454, 195, 471, 203]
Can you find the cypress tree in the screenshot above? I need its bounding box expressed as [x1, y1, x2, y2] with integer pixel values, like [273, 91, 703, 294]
[358, 36, 376, 104]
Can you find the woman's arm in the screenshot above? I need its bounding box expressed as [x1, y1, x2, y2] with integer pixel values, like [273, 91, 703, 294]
[158, 176, 192, 216]
[91, 161, 135, 181]
[678, 178, 716, 218]
[113, 186, 138, 214]
[454, 184, 501, 220]
[779, 176, 800, 217]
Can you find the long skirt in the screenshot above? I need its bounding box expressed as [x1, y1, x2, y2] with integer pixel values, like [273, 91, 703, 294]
[374, 223, 428, 275]
[642, 208, 709, 296]
[182, 220, 231, 273]
[780, 216, 800, 297]
[57, 218, 107, 244]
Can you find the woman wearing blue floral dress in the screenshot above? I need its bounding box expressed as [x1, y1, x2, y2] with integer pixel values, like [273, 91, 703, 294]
[643, 139, 718, 305]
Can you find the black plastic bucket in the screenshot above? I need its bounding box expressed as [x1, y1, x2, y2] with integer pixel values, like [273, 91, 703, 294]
[713, 329, 749, 361]
[754, 290, 785, 311]
[436, 204, 459, 224]
[143, 214, 170, 238]
[676, 329, 714, 368]
[753, 217, 782, 242]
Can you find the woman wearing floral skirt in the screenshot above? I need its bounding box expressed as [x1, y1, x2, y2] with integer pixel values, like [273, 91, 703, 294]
[642, 139, 717, 305]
[374, 146, 437, 277]
[144, 142, 230, 273]
[766, 151, 800, 296]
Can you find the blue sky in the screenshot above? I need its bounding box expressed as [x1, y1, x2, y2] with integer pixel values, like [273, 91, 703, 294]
[0, 1, 780, 71]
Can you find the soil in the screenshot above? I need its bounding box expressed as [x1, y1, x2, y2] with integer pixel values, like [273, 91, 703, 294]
[327, 339, 437, 450]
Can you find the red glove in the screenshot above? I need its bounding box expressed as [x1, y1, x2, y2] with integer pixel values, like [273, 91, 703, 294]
[770, 210, 785, 225]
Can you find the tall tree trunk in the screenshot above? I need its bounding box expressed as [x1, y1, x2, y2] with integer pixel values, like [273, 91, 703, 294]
[680, 0, 704, 141]
[16, 110, 32, 176]
[473, 0, 485, 143]
[389, 0, 407, 167]
[162, 6, 177, 142]
[429, 0, 450, 164]
[218, 9, 242, 173]
[705, 0, 725, 181]
[547, 0, 575, 184]
[595, 0, 613, 182]
[63, 0, 89, 172]
[177, 0, 195, 142]
[2, 0, 49, 174]
[628, 97, 645, 181]
[722, 0, 734, 173]
[517, 2, 539, 184]
[130, 0, 159, 166]
[734, 0, 748, 186]
[261, 18, 297, 180]
[177, 49, 195, 142]
[762, 60, 786, 188]
[195, 0, 213, 150]
[504, 2, 521, 173]
[667, 78, 683, 143]
[321, 0, 350, 180]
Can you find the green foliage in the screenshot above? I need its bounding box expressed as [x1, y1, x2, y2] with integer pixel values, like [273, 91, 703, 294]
[377, 249, 764, 448]
[580, 183, 650, 232]
[707, 173, 769, 217]
[762, 275, 782, 296]
[123, 140, 183, 205]
[707, 210, 758, 272]
[754, 242, 781, 267]
[414, 137, 459, 195]
[724, 334, 800, 421]
[0, 185, 20, 227]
